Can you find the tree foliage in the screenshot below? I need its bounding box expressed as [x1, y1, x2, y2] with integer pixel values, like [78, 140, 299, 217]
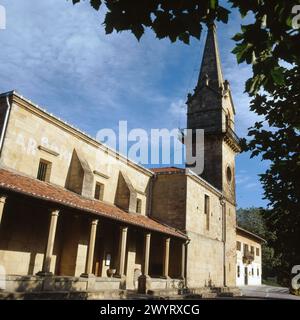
[232, 0, 300, 286]
[70, 0, 300, 285]
[71, 0, 230, 43]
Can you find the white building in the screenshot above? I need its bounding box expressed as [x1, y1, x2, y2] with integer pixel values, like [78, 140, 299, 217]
[236, 227, 266, 286]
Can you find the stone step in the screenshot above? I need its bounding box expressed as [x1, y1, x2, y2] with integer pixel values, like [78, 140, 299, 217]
[0, 287, 242, 300]
[0, 290, 126, 300]
[201, 292, 218, 299]
[147, 288, 180, 297]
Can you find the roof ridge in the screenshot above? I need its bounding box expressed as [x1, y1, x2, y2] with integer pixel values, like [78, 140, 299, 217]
[0, 90, 153, 176]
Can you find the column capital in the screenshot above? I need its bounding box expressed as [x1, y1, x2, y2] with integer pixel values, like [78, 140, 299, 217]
[120, 226, 128, 232]
[0, 195, 7, 204]
[50, 209, 59, 217]
[0, 195, 7, 225]
[91, 219, 99, 226]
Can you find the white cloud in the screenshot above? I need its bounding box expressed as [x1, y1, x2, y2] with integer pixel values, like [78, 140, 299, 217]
[236, 174, 250, 185]
[245, 182, 259, 189]
[168, 99, 186, 126]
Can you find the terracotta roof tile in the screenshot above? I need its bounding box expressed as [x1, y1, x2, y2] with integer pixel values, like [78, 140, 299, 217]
[150, 167, 185, 174]
[0, 168, 187, 240]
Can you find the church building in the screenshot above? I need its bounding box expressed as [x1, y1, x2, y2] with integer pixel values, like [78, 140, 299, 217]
[0, 25, 245, 298]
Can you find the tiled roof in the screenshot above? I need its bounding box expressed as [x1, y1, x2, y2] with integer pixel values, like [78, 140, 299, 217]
[236, 226, 266, 244]
[0, 168, 187, 240]
[150, 167, 185, 174]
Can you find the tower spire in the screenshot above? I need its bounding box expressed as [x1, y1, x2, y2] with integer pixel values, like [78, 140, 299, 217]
[186, 23, 240, 199]
[197, 23, 224, 90]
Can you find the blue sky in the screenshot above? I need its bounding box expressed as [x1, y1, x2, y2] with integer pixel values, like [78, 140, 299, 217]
[0, 0, 269, 208]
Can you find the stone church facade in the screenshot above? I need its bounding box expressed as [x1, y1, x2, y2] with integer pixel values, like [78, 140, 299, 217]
[0, 25, 243, 296]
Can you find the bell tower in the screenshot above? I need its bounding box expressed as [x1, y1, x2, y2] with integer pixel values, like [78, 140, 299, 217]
[187, 23, 241, 203]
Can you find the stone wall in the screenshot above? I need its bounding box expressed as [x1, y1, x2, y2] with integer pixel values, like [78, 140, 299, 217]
[222, 142, 236, 204]
[151, 173, 186, 230]
[0, 98, 8, 135]
[0, 97, 151, 215]
[0, 198, 57, 275]
[224, 201, 237, 287]
[185, 175, 225, 288]
[58, 215, 84, 276]
[186, 175, 223, 240]
[186, 231, 224, 288]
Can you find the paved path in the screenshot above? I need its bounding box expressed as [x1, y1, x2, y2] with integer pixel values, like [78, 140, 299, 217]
[239, 285, 300, 300]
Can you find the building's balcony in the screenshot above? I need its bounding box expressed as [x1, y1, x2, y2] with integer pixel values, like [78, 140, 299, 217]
[243, 251, 255, 265]
[225, 126, 240, 145]
[223, 126, 241, 153]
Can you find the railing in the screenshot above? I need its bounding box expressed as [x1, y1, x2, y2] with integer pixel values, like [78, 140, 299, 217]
[225, 126, 240, 146]
[178, 126, 240, 148]
[243, 251, 255, 264]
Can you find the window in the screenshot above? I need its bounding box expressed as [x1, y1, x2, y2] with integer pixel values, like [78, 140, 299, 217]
[257, 268, 260, 276]
[226, 166, 232, 183]
[237, 265, 240, 278]
[243, 244, 249, 254]
[252, 268, 254, 276]
[94, 182, 104, 201]
[37, 159, 52, 182]
[236, 241, 241, 251]
[250, 246, 254, 254]
[226, 114, 229, 128]
[256, 247, 260, 256]
[136, 198, 142, 214]
[204, 195, 210, 230]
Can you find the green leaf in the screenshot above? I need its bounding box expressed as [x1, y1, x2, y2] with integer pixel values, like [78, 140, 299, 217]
[179, 32, 190, 44]
[270, 67, 285, 86]
[232, 33, 243, 42]
[232, 42, 253, 63]
[217, 6, 230, 23]
[209, 0, 217, 10]
[90, 0, 102, 11]
[132, 25, 145, 41]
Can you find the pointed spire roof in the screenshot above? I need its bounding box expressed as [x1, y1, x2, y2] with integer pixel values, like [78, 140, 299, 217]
[197, 23, 224, 90]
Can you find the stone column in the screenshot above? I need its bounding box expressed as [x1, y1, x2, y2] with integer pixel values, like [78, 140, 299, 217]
[37, 209, 59, 276]
[181, 242, 186, 279]
[117, 226, 128, 277]
[0, 196, 7, 225]
[138, 232, 151, 294]
[163, 237, 170, 278]
[143, 233, 151, 276]
[81, 219, 99, 277]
